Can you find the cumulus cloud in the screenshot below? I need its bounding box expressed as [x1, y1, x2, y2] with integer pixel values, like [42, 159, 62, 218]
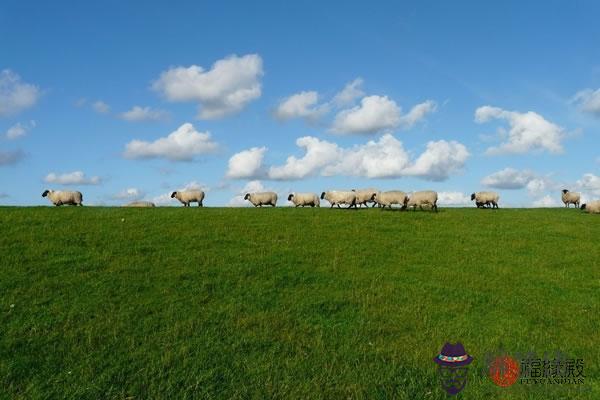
[267, 134, 468, 181]
[481, 168, 537, 189]
[226, 146, 267, 179]
[120, 106, 169, 122]
[475, 106, 564, 155]
[0, 149, 25, 166]
[572, 88, 600, 116]
[124, 123, 218, 161]
[152, 54, 263, 119]
[532, 195, 560, 208]
[92, 100, 110, 114]
[331, 96, 436, 134]
[0, 70, 41, 116]
[5, 120, 35, 140]
[273, 91, 327, 122]
[332, 78, 365, 107]
[44, 171, 101, 185]
[113, 188, 145, 200]
[576, 173, 600, 196]
[438, 192, 472, 206]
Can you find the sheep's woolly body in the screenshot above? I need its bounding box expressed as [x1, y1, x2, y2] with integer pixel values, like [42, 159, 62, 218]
[245, 192, 278, 207]
[321, 191, 357, 208]
[124, 201, 155, 207]
[582, 200, 600, 214]
[172, 190, 205, 207]
[472, 191, 500, 208]
[288, 193, 320, 207]
[42, 190, 83, 206]
[561, 190, 580, 208]
[373, 191, 408, 208]
[406, 191, 438, 211]
[352, 188, 378, 207]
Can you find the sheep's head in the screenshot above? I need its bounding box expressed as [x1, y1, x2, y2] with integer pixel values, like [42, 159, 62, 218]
[470, 193, 476, 201]
[581, 204, 587, 210]
[287, 194, 294, 201]
[562, 189, 569, 194]
[170, 192, 177, 198]
[320, 192, 326, 199]
[244, 193, 250, 200]
[371, 193, 377, 201]
[42, 190, 50, 197]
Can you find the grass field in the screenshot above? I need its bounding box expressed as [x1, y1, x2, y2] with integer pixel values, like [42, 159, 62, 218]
[0, 207, 598, 399]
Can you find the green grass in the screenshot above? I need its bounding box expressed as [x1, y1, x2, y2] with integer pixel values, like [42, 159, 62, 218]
[0, 207, 598, 399]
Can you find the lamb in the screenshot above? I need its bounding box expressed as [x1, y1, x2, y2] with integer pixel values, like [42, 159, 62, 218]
[287, 193, 320, 207]
[372, 191, 408, 209]
[352, 188, 378, 208]
[244, 192, 277, 207]
[124, 201, 155, 207]
[561, 190, 580, 208]
[320, 191, 357, 208]
[171, 190, 205, 207]
[471, 191, 500, 209]
[581, 200, 600, 214]
[405, 190, 438, 212]
[41, 190, 83, 206]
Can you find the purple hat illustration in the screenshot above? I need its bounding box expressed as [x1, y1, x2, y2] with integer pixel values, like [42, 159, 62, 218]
[433, 342, 473, 367]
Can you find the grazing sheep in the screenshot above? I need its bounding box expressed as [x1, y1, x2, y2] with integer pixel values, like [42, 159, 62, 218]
[405, 190, 438, 212]
[124, 201, 155, 207]
[352, 188, 378, 208]
[171, 190, 205, 207]
[561, 190, 580, 208]
[471, 191, 500, 209]
[581, 201, 600, 214]
[41, 190, 83, 206]
[372, 191, 408, 209]
[287, 193, 320, 207]
[320, 191, 357, 208]
[244, 192, 277, 207]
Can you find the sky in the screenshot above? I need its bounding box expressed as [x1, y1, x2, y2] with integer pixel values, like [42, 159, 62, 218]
[1, 1, 600, 207]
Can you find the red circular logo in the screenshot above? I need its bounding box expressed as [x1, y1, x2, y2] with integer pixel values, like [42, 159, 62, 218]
[489, 356, 520, 387]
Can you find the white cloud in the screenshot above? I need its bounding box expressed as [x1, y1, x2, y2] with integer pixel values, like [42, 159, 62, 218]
[120, 106, 169, 122]
[532, 195, 560, 208]
[228, 180, 266, 207]
[572, 88, 600, 116]
[438, 192, 472, 206]
[576, 173, 600, 196]
[5, 120, 35, 140]
[331, 96, 436, 134]
[226, 146, 267, 179]
[268, 134, 468, 181]
[0, 70, 41, 116]
[475, 106, 564, 155]
[481, 168, 537, 189]
[44, 171, 101, 185]
[0, 149, 25, 166]
[113, 188, 145, 200]
[92, 100, 110, 114]
[273, 91, 327, 122]
[124, 122, 218, 161]
[152, 54, 263, 119]
[332, 78, 365, 107]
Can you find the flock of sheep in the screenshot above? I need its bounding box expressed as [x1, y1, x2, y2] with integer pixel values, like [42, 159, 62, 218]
[40, 187, 600, 213]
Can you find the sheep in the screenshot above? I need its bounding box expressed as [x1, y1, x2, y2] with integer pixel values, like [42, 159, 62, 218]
[171, 190, 205, 207]
[561, 189, 580, 208]
[124, 201, 155, 207]
[581, 200, 600, 214]
[244, 192, 277, 207]
[471, 191, 500, 209]
[320, 191, 357, 208]
[352, 188, 378, 208]
[405, 190, 438, 212]
[287, 192, 320, 207]
[41, 189, 83, 206]
[372, 191, 408, 209]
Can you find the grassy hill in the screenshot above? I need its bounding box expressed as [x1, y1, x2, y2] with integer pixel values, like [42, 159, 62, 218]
[1, 207, 598, 399]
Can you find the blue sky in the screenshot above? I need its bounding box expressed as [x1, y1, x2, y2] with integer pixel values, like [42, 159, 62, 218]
[1, 1, 600, 207]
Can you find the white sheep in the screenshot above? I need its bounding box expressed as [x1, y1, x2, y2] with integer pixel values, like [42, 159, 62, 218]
[373, 191, 408, 209]
[320, 191, 357, 208]
[471, 191, 500, 209]
[352, 188, 378, 208]
[561, 189, 580, 208]
[287, 193, 320, 207]
[171, 190, 205, 207]
[124, 201, 155, 207]
[244, 192, 277, 207]
[581, 200, 600, 214]
[41, 190, 83, 206]
[405, 190, 438, 212]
